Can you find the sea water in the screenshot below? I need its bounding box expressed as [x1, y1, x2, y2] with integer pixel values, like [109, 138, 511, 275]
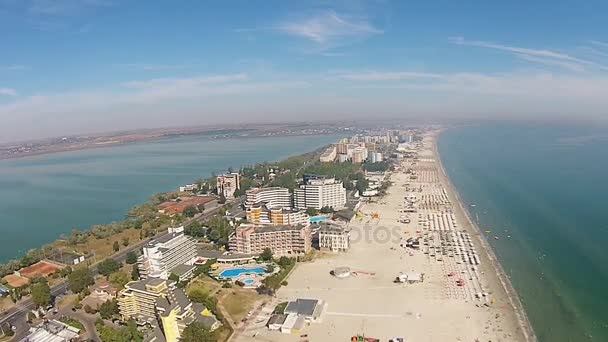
[0, 134, 343, 262]
[439, 123, 608, 341]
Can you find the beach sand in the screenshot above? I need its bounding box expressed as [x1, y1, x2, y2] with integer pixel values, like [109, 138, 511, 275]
[236, 131, 534, 342]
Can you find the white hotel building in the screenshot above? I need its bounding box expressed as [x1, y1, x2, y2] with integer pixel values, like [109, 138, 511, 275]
[294, 177, 347, 210]
[138, 228, 197, 280]
[245, 187, 292, 209]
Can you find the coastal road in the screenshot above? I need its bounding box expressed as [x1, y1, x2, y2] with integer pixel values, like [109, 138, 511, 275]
[0, 200, 231, 337]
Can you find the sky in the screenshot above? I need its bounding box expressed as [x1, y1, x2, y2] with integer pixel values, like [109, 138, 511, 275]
[1, 0, 608, 142]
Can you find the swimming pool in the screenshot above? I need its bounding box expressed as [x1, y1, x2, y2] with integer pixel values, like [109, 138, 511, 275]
[243, 279, 255, 285]
[310, 215, 329, 223]
[219, 267, 266, 279]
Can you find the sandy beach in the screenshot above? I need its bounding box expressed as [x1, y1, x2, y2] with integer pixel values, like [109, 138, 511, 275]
[237, 131, 535, 342]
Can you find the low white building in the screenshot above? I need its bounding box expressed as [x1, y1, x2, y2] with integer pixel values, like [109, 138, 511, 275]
[179, 184, 198, 192]
[319, 224, 350, 252]
[319, 146, 337, 163]
[22, 320, 80, 342]
[216, 173, 240, 198]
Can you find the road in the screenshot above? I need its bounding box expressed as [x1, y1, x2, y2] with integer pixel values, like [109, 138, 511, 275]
[0, 200, 232, 339]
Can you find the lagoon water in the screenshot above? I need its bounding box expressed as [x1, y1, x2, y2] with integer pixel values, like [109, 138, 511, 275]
[439, 123, 608, 342]
[0, 134, 342, 262]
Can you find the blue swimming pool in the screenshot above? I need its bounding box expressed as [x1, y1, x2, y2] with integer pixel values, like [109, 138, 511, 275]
[219, 267, 266, 279]
[243, 279, 255, 285]
[310, 215, 329, 223]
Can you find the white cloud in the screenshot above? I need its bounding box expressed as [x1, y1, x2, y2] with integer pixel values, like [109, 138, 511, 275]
[344, 70, 608, 103]
[515, 54, 585, 72]
[590, 40, 608, 48]
[0, 73, 307, 141]
[28, 0, 112, 16]
[0, 88, 17, 96]
[451, 37, 608, 72]
[333, 71, 443, 81]
[0, 65, 28, 71]
[117, 63, 197, 71]
[278, 10, 382, 45]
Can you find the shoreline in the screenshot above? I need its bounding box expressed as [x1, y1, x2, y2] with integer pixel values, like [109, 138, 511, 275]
[243, 130, 533, 341]
[0, 131, 346, 162]
[433, 130, 537, 341]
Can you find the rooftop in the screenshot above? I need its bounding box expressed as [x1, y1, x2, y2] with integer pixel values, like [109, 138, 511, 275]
[247, 187, 288, 194]
[196, 248, 255, 260]
[126, 277, 168, 293]
[170, 264, 196, 277]
[284, 298, 319, 317]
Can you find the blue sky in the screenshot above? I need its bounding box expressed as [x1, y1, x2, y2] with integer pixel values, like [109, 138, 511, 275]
[1, 0, 608, 142]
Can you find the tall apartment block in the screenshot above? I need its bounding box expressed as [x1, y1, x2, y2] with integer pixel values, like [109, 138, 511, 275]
[294, 177, 347, 210]
[138, 229, 197, 280]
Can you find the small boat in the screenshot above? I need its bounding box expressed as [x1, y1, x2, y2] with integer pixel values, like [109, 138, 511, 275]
[470, 204, 477, 207]
[494, 236, 500, 240]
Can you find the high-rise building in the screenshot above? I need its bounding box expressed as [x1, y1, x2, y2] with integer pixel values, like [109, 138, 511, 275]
[245, 187, 291, 209]
[246, 203, 310, 226]
[118, 278, 170, 323]
[138, 229, 197, 280]
[294, 177, 347, 210]
[229, 224, 311, 256]
[216, 173, 240, 198]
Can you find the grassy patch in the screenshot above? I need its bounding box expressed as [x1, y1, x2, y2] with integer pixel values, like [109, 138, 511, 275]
[220, 289, 257, 323]
[214, 326, 233, 342]
[273, 302, 288, 314]
[59, 317, 85, 331]
[56, 294, 78, 309]
[0, 297, 13, 312]
[187, 276, 221, 297]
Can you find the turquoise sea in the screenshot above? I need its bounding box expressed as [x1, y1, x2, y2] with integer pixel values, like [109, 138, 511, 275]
[439, 123, 608, 342]
[0, 134, 343, 263]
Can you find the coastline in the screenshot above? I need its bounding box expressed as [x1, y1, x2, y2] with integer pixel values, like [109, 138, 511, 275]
[242, 131, 532, 342]
[0, 131, 346, 162]
[433, 130, 537, 341]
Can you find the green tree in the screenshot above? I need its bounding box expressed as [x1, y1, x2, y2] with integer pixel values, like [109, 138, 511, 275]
[180, 322, 216, 342]
[59, 266, 73, 278]
[306, 207, 319, 216]
[30, 282, 51, 308]
[98, 259, 121, 277]
[193, 259, 216, 276]
[122, 237, 130, 247]
[185, 221, 205, 238]
[259, 248, 273, 262]
[131, 264, 140, 281]
[99, 299, 119, 320]
[188, 288, 209, 304]
[113, 241, 120, 252]
[125, 251, 138, 265]
[183, 205, 198, 218]
[68, 267, 93, 294]
[218, 192, 226, 204]
[109, 272, 130, 288]
[277, 256, 293, 267]
[168, 273, 180, 283]
[320, 206, 334, 214]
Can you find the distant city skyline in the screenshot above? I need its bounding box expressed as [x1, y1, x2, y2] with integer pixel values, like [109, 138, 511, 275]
[1, 0, 608, 141]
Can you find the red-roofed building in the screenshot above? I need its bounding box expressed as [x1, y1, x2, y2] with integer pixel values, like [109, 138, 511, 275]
[158, 196, 217, 216]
